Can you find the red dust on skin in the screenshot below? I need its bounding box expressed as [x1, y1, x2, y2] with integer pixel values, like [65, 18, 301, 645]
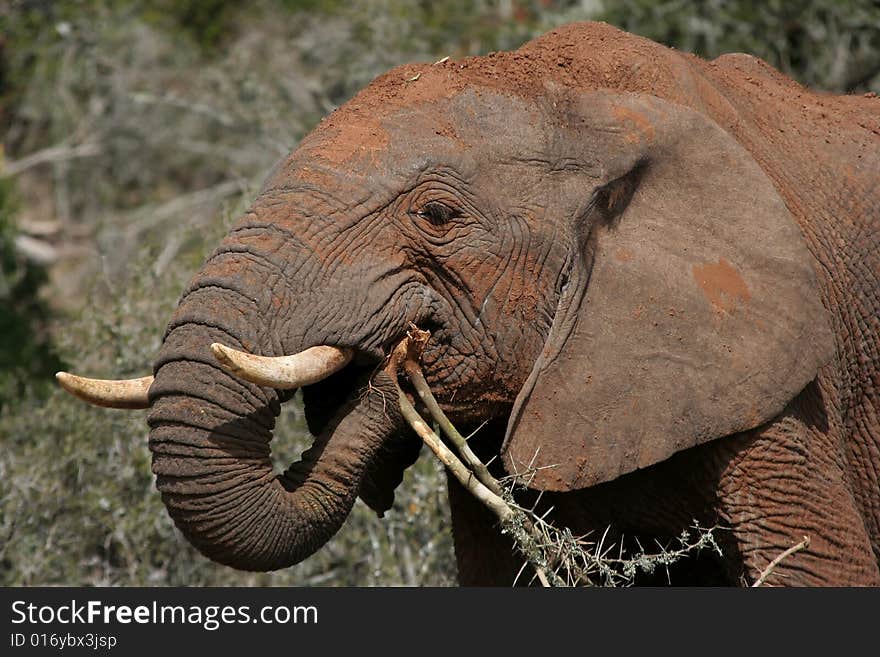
[692, 257, 752, 314]
[614, 247, 635, 262]
[612, 105, 656, 145]
[292, 164, 339, 189]
[302, 121, 391, 170]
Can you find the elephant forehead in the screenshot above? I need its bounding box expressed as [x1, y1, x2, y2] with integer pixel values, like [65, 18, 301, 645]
[305, 120, 391, 169]
[293, 68, 466, 173]
[294, 79, 549, 174]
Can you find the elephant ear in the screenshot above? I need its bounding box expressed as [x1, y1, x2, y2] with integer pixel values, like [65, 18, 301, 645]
[502, 91, 832, 491]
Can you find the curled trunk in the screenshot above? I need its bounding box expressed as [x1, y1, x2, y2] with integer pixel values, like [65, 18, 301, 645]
[148, 337, 399, 569]
[145, 247, 400, 570]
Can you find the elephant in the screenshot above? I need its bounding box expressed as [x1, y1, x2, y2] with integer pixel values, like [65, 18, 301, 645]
[58, 22, 880, 586]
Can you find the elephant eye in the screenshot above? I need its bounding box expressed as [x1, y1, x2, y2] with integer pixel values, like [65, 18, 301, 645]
[416, 201, 459, 227]
[593, 163, 645, 226]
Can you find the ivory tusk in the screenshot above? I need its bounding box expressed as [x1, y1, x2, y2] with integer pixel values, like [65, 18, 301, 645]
[55, 372, 153, 409]
[210, 343, 354, 389]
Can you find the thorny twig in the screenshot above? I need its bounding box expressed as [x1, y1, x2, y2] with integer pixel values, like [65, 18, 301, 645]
[387, 329, 723, 587]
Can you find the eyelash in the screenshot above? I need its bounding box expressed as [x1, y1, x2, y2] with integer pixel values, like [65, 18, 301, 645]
[415, 201, 459, 227]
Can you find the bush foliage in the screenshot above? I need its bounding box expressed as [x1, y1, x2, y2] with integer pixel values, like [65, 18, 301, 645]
[0, 176, 64, 410]
[1, 0, 877, 585]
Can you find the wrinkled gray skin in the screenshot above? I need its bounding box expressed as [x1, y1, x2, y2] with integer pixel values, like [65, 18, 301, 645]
[146, 24, 880, 585]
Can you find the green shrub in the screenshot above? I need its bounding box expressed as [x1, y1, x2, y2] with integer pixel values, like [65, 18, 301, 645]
[0, 176, 64, 410]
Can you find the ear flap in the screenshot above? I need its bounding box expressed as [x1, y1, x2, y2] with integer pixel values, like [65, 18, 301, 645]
[502, 91, 832, 491]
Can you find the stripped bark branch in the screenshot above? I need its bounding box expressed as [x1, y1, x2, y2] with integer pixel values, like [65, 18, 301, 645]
[386, 331, 556, 586]
[402, 343, 504, 498]
[752, 535, 810, 587]
[386, 333, 511, 523]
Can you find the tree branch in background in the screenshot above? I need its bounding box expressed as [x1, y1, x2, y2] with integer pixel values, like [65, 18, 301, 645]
[0, 142, 101, 178]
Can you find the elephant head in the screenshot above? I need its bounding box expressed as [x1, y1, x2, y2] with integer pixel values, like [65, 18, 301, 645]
[58, 28, 831, 572]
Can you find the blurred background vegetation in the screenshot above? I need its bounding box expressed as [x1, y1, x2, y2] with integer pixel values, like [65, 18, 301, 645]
[1, 0, 878, 586]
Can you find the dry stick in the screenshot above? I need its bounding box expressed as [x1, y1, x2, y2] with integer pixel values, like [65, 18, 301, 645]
[386, 331, 507, 519]
[395, 388, 554, 587]
[395, 385, 512, 523]
[752, 535, 811, 587]
[387, 332, 555, 587]
[403, 359, 504, 498]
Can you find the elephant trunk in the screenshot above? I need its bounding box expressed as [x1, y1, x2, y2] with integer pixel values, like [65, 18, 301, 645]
[146, 245, 400, 571]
